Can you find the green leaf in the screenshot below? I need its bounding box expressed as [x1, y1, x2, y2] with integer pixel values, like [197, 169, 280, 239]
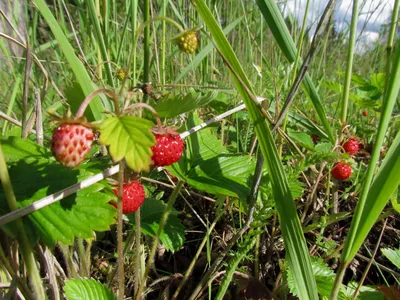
[287, 257, 337, 298]
[98, 116, 155, 172]
[381, 247, 400, 270]
[0, 155, 116, 247]
[127, 199, 185, 251]
[391, 188, 400, 213]
[64, 279, 116, 300]
[0, 137, 51, 163]
[153, 89, 217, 118]
[190, 155, 255, 198]
[287, 130, 315, 150]
[339, 282, 385, 300]
[168, 113, 255, 198]
[169, 112, 226, 177]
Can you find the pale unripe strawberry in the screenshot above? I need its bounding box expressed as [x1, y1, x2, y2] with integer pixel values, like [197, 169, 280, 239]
[176, 30, 198, 54]
[51, 123, 94, 168]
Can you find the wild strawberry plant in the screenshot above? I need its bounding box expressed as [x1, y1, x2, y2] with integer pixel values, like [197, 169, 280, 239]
[1, 0, 400, 300]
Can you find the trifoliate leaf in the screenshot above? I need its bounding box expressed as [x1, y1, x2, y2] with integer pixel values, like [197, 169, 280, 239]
[98, 116, 155, 172]
[64, 278, 116, 300]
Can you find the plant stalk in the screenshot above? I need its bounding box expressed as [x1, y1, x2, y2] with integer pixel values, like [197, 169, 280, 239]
[0, 142, 46, 299]
[135, 180, 184, 299]
[340, 0, 358, 124]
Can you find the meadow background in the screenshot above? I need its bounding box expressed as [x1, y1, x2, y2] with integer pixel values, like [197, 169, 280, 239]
[0, 0, 400, 299]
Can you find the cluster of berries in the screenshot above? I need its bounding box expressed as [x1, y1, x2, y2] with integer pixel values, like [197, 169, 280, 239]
[51, 121, 185, 214]
[331, 138, 359, 181]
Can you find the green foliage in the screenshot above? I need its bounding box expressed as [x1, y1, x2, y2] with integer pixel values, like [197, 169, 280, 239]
[215, 230, 257, 299]
[0, 136, 52, 163]
[152, 89, 217, 118]
[339, 282, 385, 300]
[33, 0, 110, 121]
[288, 130, 315, 150]
[323, 72, 385, 109]
[194, 1, 318, 297]
[168, 113, 255, 198]
[381, 247, 400, 270]
[287, 257, 337, 298]
[127, 198, 185, 252]
[0, 138, 116, 247]
[64, 279, 116, 300]
[98, 116, 155, 172]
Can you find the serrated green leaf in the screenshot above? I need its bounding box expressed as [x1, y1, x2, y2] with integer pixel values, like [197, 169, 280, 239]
[153, 89, 217, 118]
[98, 116, 155, 172]
[323, 81, 343, 94]
[64, 279, 116, 300]
[127, 199, 185, 251]
[351, 74, 369, 86]
[287, 257, 337, 298]
[381, 248, 400, 270]
[0, 157, 116, 247]
[287, 131, 315, 150]
[315, 142, 334, 153]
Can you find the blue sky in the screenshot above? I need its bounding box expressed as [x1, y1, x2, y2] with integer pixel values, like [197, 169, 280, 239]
[282, 0, 394, 49]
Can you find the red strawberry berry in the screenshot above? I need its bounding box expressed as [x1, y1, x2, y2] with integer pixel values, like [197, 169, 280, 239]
[331, 162, 352, 181]
[151, 133, 184, 167]
[112, 181, 145, 214]
[343, 138, 359, 156]
[362, 110, 368, 117]
[51, 123, 94, 167]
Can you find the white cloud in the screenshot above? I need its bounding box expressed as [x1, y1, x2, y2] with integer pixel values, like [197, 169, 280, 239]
[282, 0, 395, 47]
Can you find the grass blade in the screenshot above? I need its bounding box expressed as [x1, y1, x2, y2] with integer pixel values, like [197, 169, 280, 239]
[255, 0, 335, 143]
[32, 0, 109, 121]
[192, 1, 318, 298]
[331, 41, 400, 298]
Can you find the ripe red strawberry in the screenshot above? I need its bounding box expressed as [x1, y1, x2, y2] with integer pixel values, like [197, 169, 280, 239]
[331, 162, 352, 181]
[51, 123, 94, 167]
[151, 133, 184, 167]
[112, 181, 145, 214]
[343, 138, 359, 156]
[362, 110, 368, 117]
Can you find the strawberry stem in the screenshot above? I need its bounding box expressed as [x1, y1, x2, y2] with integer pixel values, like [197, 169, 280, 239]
[118, 16, 185, 95]
[117, 161, 125, 299]
[75, 88, 120, 120]
[125, 102, 164, 132]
